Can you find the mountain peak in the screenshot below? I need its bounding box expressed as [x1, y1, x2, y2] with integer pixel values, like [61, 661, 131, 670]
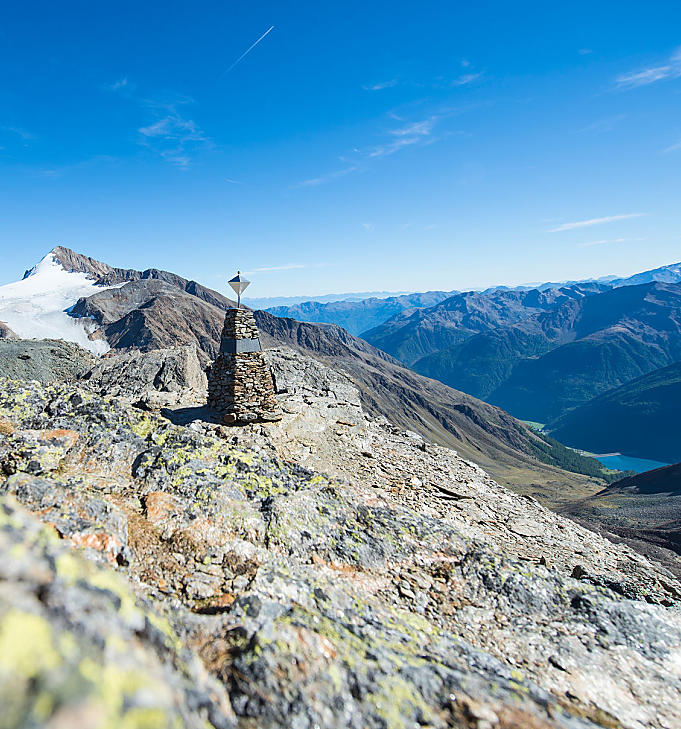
[22, 246, 96, 280]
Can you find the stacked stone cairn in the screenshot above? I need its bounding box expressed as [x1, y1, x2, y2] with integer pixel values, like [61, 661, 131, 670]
[208, 308, 282, 423]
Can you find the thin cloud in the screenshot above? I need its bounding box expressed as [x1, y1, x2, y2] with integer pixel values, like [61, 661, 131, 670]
[548, 213, 647, 233]
[663, 139, 681, 153]
[577, 237, 644, 248]
[363, 79, 398, 91]
[369, 116, 439, 157]
[107, 78, 211, 168]
[362, 222, 374, 231]
[105, 77, 136, 97]
[616, 47, 681, 88]
[244, 264, 310, 274]
[578, 48, 593, 55]
[137, 99, 211, 169]
[32, 155, 118, 180]
[390, 119, 436, 137]
[576, 114, 626, 135]
[222, 25, 274, 77]
[1, 126, 33, 140]
[450, 72, 482, 87]
[295, 165, 358, 188]
[295, 105, 470, 187]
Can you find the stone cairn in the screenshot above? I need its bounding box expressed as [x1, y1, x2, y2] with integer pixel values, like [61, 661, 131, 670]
[207, 308, 282, 423]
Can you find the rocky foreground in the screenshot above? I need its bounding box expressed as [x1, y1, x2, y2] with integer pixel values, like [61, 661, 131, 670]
[1, 347, 680, 729]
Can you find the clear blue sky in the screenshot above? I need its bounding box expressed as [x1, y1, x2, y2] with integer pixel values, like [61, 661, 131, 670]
[1, 1, 680, 298]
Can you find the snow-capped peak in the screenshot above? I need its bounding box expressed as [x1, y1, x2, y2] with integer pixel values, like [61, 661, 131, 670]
[0, 251, 118, 354]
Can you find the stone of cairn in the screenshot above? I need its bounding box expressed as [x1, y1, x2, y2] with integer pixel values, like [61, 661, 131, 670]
[208, 307, 282, 424]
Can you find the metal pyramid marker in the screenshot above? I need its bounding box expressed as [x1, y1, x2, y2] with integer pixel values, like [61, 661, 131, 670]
[228, 271, 251, 308]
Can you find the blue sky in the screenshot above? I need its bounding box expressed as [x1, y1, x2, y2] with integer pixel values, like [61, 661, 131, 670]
[1, 1, 680, 298]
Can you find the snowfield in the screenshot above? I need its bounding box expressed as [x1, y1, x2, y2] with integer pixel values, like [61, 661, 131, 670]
[0, 252, 119, 354]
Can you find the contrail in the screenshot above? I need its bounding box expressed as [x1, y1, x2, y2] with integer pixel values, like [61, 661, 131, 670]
[222, 25, 274, 77]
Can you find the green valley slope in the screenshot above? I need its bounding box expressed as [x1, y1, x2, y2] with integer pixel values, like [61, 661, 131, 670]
[548, 360, 681, 463]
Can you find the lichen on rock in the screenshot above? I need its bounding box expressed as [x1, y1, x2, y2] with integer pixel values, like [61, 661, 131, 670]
[1, 368, 681, 729]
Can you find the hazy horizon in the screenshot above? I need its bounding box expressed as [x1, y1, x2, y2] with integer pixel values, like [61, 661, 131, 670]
[3, 244, 678, 304]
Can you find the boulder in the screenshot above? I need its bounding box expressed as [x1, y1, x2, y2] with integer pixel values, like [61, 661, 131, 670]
[80, 345, 207, 406]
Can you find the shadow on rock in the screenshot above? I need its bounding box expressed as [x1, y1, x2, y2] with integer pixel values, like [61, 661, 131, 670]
[161, 405, 223, 426]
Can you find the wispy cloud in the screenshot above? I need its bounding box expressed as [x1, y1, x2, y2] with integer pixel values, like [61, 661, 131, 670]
[615, 47, 681, 88]
[295, 100, 473, 188]
[361, 222, 374, 231]
[138, 105, 210, 169]
[450, 72, 482, 87]
[106, 77, 211, 168]
[32, 155, 118, 180]
[364, 64, 481, 93]
[105, 77, 137, 97]
[363, 79, 398, 91]
[548, 213, 647, 233]
[578, 48, 593, 56]
[244, 263, 316, 274]
[390, 119, 436, 137]
[222, 25, 274, 77]
[1, 125, 33, 141]
[295, 165, 358, 188]
[577, 237, 644, 248]
[369, 115, 440, 157]
[576, 114, 626, 135]
[663, 138, 681, 153]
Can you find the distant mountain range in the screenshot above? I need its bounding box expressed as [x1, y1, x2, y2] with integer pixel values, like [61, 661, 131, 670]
[410, 281, 681, 423]
[0, 246, 610, 498]
[265, 291, 456, 336]
[264, 262, 681, 338]
[362, 283, 610, 365]
[243, 290, 411, 309]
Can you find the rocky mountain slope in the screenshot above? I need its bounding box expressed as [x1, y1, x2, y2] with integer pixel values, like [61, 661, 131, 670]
[548, 360, 681, 464]
[265, 290, 455, 336]
[561, 461, 681, 579]
[412, 282, 681, 423]
[3, 246, 614, 499]
[0, 339, 95, 383]
[609, 462, 681, 494]
[2, 349, 681, 729]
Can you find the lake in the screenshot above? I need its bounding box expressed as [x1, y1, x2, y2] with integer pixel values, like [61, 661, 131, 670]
[594, 454, 670, 474]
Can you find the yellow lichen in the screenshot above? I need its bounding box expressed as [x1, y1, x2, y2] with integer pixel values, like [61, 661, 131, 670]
[0, 610, 61, 676]
[368, 675, 434, 729]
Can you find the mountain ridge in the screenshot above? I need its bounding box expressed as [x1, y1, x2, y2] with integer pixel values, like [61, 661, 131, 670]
[3, 246, 608, 499]
[262, 260, 681, 343]
[412, 281, 681, 422]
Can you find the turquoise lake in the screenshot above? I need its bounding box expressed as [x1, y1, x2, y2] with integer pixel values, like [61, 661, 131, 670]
[594, 454, 670, 474]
